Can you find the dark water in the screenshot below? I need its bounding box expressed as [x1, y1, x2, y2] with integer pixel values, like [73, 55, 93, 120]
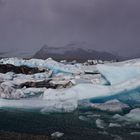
[0, 107, 140, 140]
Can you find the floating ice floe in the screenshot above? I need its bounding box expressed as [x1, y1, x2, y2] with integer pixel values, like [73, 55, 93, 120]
[123, 108, 140, 122]
[109, 123, 121, 128]
[111, 134, 123, 140]
[90, 99, 129, 113]
[130, 132, 140, 135]
[78, 115, 89, 121]
[113, 108, 140, 123]
[51, 132, 64, 139]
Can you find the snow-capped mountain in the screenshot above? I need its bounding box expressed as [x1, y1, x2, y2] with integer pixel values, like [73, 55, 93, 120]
[33, 43, 121, 62]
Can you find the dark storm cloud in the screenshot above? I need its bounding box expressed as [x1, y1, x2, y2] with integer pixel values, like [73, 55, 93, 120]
[0, 0, 140, 57]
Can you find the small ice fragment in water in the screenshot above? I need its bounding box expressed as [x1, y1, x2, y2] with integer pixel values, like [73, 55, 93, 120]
[87, 114, 101, 118]
[130, 132, 140, 135]
[95, 119, 107, 129]
[78, 116, 89, 121]
[109, 123, 121, 128]
[98, 131, 109, 135]
[111, 134, 123, 140]
[51, 132, 64, 139]
[112, 114, 122, 119]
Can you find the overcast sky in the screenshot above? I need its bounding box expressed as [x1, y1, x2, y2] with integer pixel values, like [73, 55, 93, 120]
[0, 0, 140, 57]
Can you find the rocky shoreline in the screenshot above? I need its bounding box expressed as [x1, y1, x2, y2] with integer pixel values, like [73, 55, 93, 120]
[0, 131, 50, 140]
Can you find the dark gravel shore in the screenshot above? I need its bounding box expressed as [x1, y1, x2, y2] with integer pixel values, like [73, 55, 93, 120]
[0, 131, 50, 140]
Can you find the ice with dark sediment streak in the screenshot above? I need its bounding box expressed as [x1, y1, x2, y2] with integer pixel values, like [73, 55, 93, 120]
[0, 57, 83, 74]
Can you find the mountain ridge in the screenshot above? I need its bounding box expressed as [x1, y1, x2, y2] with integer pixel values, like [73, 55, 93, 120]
[33, 44, 122, 62]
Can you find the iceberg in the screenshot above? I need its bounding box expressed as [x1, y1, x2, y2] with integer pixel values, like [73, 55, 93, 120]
[0, 58, 140, 112]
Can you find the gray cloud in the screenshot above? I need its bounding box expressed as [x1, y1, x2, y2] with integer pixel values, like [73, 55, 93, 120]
[0, 0, 5, 5]
[0, 0, 140, 57]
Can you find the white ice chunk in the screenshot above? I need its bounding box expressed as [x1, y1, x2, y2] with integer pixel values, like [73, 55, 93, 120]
[96, 119, 106, 129]
[0, 72, 15, 81]
[109, 123, 121, 128]
[114, 108, 140, 123]
[124, 108, 140, 122]
[51, 132, 64, 139]
[97, 65, 140, 85]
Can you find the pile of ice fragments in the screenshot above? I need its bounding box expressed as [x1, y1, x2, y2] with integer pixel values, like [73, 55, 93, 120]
[0, 57, 140, 115]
